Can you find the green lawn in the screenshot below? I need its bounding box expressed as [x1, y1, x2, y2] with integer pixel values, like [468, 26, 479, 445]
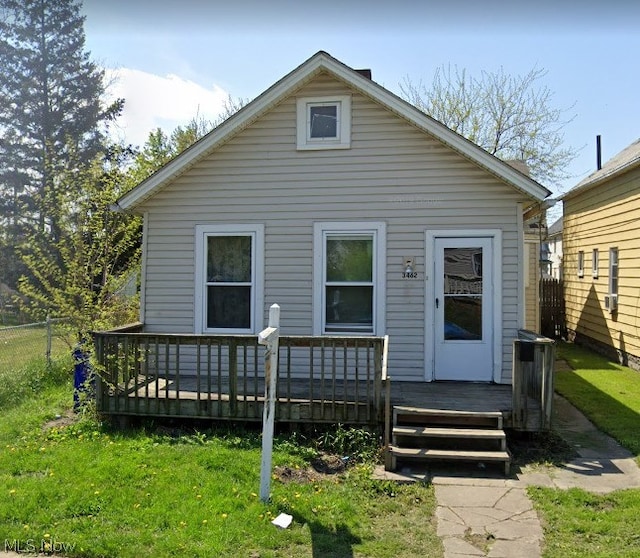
[0, 358, 442, 558]
[554, 342, 640, 457]
[0, 324, 69, 373]
[528, 341, 640, 558]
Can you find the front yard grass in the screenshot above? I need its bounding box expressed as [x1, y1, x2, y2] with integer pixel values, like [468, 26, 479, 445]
[0, 359, 442, 558]
[528, 341, 640, 558]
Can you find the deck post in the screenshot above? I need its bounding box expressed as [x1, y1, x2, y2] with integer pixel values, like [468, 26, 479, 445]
[258, 304, 280, 502]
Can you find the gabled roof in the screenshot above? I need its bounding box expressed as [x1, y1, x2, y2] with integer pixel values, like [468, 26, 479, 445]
[547, 217, 563, 237]
[117, 51, 551, 211]
[562, 138, 640, 200]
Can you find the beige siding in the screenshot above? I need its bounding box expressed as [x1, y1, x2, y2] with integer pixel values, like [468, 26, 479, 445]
[139, 73, 532, 383]
[564, 166, 640, 358]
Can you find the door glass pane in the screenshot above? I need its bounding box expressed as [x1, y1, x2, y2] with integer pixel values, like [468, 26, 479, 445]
[443, 247, 482, 340]
[325, 286, 373, 332]
[207, 236, 251, 282]
[444, 296, 482, 340]
[207, 286, 251, 329]
[326, 236, 372, 281]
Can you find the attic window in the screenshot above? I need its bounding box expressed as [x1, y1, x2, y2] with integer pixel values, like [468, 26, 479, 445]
[296, 95, 351, 150]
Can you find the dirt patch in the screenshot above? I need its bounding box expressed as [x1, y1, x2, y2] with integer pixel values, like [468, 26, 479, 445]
[274, 453, 347, 484]
[42, 410, 77, 431]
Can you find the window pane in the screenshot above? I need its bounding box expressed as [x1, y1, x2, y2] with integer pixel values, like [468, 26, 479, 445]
[325, 286, 373, 331]
[443, 248, 482, 294]
[207, 286, 251, 329]
[444, 296, 482, 340]
[309, 105, 337, 138]
[326, 237, 373, 282]
[207, 236, 251, 282]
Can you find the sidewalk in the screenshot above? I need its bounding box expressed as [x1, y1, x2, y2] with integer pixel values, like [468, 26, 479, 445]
[377, 392, 640, 557]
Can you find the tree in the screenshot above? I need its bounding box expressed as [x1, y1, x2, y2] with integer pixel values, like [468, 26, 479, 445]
[128, 95, 248, 185]
[18, 145, 142, 334]
[400, 65, 577, 185]
[0, 0, 122, 288]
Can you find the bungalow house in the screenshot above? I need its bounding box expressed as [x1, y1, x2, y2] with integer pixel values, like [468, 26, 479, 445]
[96, 52, 553, 472]
[562, 138, 640, 370]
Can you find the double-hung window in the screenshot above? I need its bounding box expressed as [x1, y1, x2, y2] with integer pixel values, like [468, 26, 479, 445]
[577, 250, 585, 278]
[195, 225, 264, 333]
[592, 248, 599, 279]
[609, 247, 619, 298]
[314, 223, 385, 335]
[297, 95, 351, 150]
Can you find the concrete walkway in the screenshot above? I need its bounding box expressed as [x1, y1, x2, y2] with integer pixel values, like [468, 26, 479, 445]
[377, 391, 640, 558]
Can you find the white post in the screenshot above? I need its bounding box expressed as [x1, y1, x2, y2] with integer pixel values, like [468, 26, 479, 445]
[258, 304, 280, 502]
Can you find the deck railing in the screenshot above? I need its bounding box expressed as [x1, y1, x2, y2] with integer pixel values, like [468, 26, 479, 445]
[93, 327, 388, 426]
[512, 329, 555, 430]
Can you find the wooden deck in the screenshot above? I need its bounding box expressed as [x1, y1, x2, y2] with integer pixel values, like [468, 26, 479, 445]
[391, 382, 513, 414]
[93, 328, 552, 432]
[99, 373, 532, 428]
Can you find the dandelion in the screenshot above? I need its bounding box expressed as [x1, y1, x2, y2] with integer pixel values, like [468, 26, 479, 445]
[251, 492, 257, 498]
[202, 519, 208, 525]
[134, 503, 141, 509]
[179, 521, 187, 527]
[23, 524, 29, 530]
[43, 533, 51, 539]
[9, 489, 16, 495]
[94, 491, 100, 495]
[221, 513, 228, 519]
[196, 494, 202, 499]
[295, 493, 301, 499]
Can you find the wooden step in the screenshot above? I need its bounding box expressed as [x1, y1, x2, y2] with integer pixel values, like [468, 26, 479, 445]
[390, 446, 511, 475]
[394, 406, 504, 429]
[394, 406, 504, 419]
[393, 425, 506, 441]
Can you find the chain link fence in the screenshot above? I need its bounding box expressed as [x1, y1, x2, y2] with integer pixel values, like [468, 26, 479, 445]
[0, 318, 71, 374]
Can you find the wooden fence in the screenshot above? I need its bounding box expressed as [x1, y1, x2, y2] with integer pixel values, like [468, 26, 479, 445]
[540, 278, 566, 339]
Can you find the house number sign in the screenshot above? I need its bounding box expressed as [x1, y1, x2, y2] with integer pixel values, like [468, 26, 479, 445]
[402, 271, 418, 279]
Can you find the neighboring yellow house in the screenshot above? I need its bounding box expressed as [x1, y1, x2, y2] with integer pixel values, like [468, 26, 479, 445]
[562, 138, 640, 370]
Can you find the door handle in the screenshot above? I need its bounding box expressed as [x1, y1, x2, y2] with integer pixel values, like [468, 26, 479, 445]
[435, 298, 439, 309]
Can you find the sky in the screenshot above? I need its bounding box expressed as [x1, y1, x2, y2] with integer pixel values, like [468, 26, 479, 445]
[81, 0, 640, 212]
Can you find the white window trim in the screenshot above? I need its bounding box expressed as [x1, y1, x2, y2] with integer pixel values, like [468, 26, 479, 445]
[609, 247, 619, 297]
[592, 248, 599, 279]
[194, 224, 264, 334]
[577, 250, 584, 278]
[313, 222, 386, 336]
[296, 95, 351, 150]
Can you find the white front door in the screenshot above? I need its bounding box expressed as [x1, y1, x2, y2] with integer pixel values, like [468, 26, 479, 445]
[432, 236, 494, 381]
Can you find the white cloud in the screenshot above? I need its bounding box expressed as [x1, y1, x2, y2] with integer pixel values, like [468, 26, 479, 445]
[104, 68, 230, 147]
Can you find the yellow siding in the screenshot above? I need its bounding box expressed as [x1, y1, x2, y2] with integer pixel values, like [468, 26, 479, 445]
[524, 240, 540, 332]
[138, 73, 533, 382]
[564, 166, 640, 359]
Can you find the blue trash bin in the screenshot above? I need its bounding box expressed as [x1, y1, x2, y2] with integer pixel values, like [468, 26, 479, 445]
[73, 341, 94, 411]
